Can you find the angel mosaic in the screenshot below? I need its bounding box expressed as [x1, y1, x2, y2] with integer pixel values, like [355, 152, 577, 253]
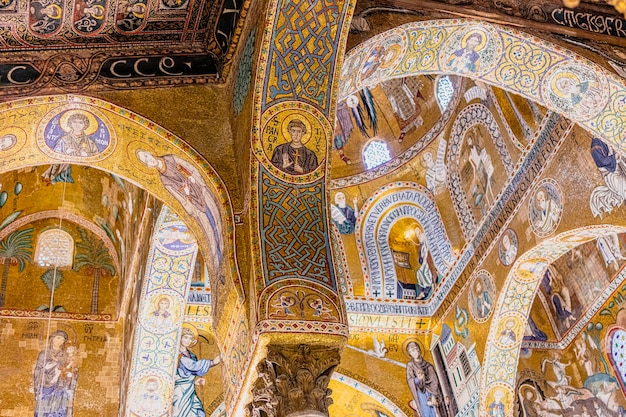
[590, 137, 626, 218]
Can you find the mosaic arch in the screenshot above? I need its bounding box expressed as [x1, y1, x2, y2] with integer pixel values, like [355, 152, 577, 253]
[0, 94, 240, 300]
[355, 182, 456, 300]
[127, 207, 200, 417]
[340, 19, 626, 151]
[480, 225, 626, 417]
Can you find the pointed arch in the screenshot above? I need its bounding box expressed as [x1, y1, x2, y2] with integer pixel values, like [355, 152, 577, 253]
[480, 225, 626, 416]
[0, 94, 241, 300]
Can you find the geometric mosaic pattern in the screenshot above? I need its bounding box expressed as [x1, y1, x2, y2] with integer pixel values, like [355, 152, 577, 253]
[259, 167, 335, 290]
[263, 0, 353, 112]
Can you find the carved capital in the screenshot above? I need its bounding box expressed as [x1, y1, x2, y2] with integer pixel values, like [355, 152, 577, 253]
[246, 344, 341, 417]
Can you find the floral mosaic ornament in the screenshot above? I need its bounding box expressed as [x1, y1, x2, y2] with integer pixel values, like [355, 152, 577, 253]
[127, 208, 199, 417]
[439, 25, 502, 76]
[358, 30, 407, 85]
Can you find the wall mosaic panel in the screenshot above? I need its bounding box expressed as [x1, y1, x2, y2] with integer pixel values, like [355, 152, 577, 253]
[257, 167, 335, 290]
[355, 182, 456, 300]
[0, 94, 240, 303]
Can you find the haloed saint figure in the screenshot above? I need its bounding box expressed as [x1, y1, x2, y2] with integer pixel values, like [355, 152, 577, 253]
[33, 330, 79, 417]
[270, 119, 318, 175]
[172, 324, 221, 417]
[406, 342, 447, 417]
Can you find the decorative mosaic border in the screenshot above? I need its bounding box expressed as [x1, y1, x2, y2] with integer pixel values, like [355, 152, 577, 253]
[0, 94, 242, 300]
[340, 19, 626, 149]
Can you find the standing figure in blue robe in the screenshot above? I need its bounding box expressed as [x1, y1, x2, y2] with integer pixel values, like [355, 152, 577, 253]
[172, 324, 221, 417]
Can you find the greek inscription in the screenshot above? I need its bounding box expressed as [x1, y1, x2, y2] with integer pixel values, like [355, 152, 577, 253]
[551, 8, 626, 37]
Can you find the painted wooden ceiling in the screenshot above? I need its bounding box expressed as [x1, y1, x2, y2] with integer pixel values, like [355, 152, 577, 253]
[0, 0, 248, 97]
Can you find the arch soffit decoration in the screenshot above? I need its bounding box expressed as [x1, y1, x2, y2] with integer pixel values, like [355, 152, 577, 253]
[340, 19, 626, 150]
[481, 225, 626, 416]
[446, 102, 514, 239]
[0, 94, 241, 299]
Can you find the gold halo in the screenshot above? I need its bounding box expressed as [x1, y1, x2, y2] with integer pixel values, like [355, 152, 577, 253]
[379, 43, 401, 69]
[44, 4, 62, 19]
[132, 3, 146, 19]
[0, 126, 25, 155]
[402, 338, 425, 358]
[126, 141, 159, 174]
[281, 113, 312, 145]
[152, 294, 172, 310]
[551, 71, 582, 99]
[59, 109, 99, 136]
[90, 5, 105, 19]
[519, 385, 537, 401]
[182, 323, 199, 343]
[461, 29, 488, 52]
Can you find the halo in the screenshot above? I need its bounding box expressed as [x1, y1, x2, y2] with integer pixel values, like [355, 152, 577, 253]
[420, 150, 434, 169]
[551, 71, 581, 99]
[461, 29, 488, 52]
[90, 5, 105, 19]
[53, 322, 78, 344]
[281, 113, 312, 145]
[132, 3, 146, 18]
[126, 141, 160, 174]
[182, 323, 199, 343]
[0, 126, 25, 156]
[45, 4, 63, 19]
[519, 384, 537, 401]
[379, 43, 401, 69]
[402, 338, 425, 358]
[153, 294, 172, 309]
[59, 109, 99, 136]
